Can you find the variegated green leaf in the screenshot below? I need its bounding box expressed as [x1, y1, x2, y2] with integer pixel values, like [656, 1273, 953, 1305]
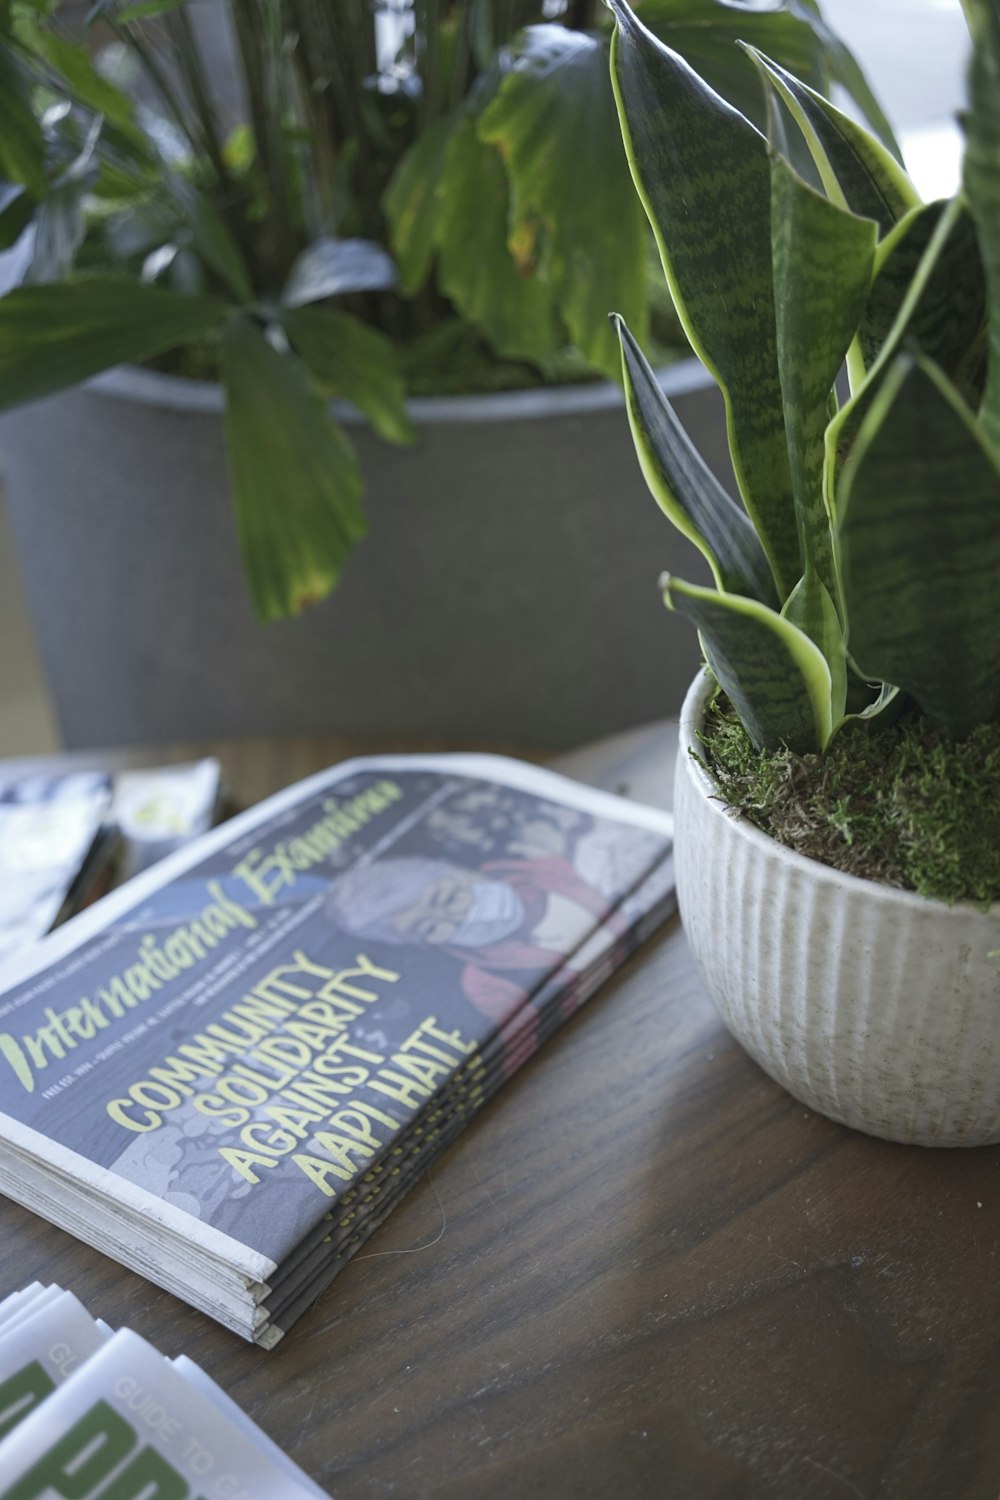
[839, 354, 1000, 739]
[963, 0, 1000, 450]
[222, 318, 367, 623]
[781, 570, 847, 724]
[827, 196, 968, 476]
[746, 50, 919, 236]
[663, 573, 833, 752]
[762, 73, 876, 608]
[609, 1, 799, 600]
[840, 680, 901, 730]
[281, 304, 415, 447]
[478, 26, 648, 379]
[435, 116, 558, 365]
[613, 313, 777, 605]
[638, 0, 898, 151]
[859, 200, 986, 390]
[794, 5, 900, 159]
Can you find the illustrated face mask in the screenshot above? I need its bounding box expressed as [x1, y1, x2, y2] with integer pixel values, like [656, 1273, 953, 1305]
[447, 880, 525, 948]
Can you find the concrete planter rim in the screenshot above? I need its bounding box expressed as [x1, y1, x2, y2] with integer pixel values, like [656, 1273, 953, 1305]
[678, 670, 1000, 924]
[84, 354, 712, 426]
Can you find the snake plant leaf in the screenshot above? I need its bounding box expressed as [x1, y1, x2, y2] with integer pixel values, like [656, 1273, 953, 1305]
[764, 91, 876, 609]
[435, 116, 558, 365]
[281, 304, 415, 447]
[0, 276, 227, 412]
[383, 115, 455, 298]
[0, 45, 46, 198]
[609, 0, 799, 601]
[827, 196, 968, 478]
[963, 0, 1000, 451]
[841, 680, 901, 729]
[839, 354, 1000, 739]
[281, 237, 397, 309]
[781, 569, 847, 725]
[745, 50, 918, 236]
[221, 317, 367, 624]
[859, 201, 986, 389]
[792, 3, 900, 159]
[613, 314, 776, 606]
[478, 25, 647, 379]
[662, 574, 833, 752]
[636, 0, 897, 151]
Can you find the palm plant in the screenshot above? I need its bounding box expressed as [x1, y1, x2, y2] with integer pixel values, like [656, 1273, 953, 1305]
[608, 0, 997, 757]
[0, 0, 889, 621]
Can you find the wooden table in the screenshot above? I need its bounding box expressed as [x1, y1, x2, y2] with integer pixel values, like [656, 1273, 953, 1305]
[1, 727, 998, 1500]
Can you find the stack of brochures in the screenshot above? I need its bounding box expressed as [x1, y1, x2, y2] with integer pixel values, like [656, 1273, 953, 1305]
[0, 1281, 325, 1497]
[0, 755, 674, 1345]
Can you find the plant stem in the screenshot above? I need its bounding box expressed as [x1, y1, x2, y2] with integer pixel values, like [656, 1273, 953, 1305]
[165, 6, 231, 188]
[229, 0, 297, 287]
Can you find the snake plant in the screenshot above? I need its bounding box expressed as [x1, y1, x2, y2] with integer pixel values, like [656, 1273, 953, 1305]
[609, 0, 999, 753]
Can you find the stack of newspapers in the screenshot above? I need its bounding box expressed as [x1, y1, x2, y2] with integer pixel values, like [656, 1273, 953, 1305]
[0, 754, 674, 1345]
[0, 1281, 325, 1497]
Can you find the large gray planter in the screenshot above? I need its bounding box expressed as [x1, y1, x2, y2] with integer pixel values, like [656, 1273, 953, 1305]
[0, 362, 724, 750]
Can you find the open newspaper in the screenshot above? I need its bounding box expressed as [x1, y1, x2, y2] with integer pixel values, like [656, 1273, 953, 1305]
[0, 754, 674, 1344]
[0, 1281, 325, 1497]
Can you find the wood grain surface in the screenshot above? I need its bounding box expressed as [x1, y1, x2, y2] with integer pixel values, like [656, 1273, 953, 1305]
[1, 727, 997, 1500]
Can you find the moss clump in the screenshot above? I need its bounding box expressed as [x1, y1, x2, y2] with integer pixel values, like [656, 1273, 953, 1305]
[699, 696, 1000, 907]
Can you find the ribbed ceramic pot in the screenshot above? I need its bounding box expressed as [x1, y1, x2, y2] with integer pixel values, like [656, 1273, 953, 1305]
[675, 672, 1000, 1147]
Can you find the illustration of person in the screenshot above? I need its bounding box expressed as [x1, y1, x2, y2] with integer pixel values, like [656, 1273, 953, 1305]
[325, 852, 629, 1073]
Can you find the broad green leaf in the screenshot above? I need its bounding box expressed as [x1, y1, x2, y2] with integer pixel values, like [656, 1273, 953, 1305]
[781, 569, 847, 724]
[221, 317, 367, 624]
[281, 304, 415, 446]
[746, 49, 919, 236]
[0, 181, 31, 250]
[613, 313, 777, 605]
[383, 114, 455, 297]
[0, 45, 46, 198]
[663, 573, 833, 752]
[839, 355, 1000, 739]
[763, 79, 877, 608]
[963, 0, 1000, 450]
[36, 29, 141, 141]
[171, 178, 254, 304]
[0, 277, 226, 412]
[859, 201, 986, 387]
[281, 237, 397, 309]
[478, 25, 647, 379]
[435, 116, 558, 365]
[609, 1, 799, 599]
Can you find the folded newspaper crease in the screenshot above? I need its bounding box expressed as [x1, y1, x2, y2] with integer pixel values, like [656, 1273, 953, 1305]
[0, 1280, 326, 1498]
[0, 754, 674, 1344]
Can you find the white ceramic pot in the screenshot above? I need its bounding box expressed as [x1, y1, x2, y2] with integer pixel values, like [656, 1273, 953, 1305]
[675, 672, 1000, 1147]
